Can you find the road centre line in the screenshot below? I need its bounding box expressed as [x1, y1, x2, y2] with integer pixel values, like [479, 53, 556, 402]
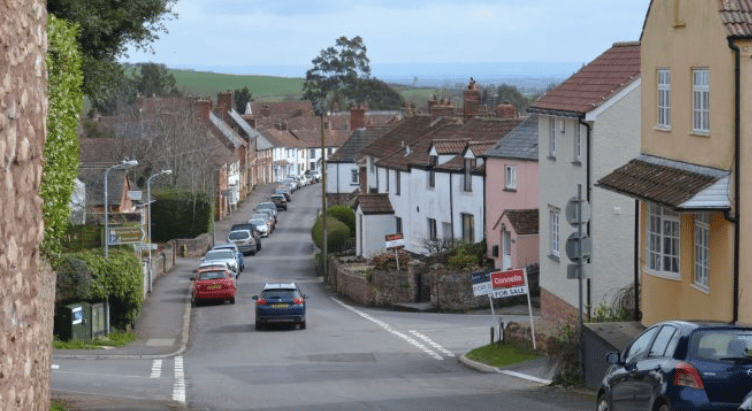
[331, 297, 444, 361]
[409, 331, 455, 357]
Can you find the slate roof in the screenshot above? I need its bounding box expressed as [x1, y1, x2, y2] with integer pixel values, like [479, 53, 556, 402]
[528, 42, 640, 116]
[718, 0, 752, 36]
[328, 128, 391, 163]
[228, 109, 265, 143]
[356, 193, 394, 215]
[483, 115, 539, 161]
[209, 112, 245, 149]
[596, 154, 731, 210]
[496, 209, 539, 235]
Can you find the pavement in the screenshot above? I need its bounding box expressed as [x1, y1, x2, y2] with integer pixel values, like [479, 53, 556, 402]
[51, 183, 560, 410]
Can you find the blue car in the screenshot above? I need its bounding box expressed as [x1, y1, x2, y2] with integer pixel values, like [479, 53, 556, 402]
[253, 283, 306, 331]
[212, 244, 244, 272]
[597, 320, 752, 411]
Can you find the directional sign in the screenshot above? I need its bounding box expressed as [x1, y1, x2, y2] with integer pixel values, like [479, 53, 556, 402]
[107, 225, 146, 246]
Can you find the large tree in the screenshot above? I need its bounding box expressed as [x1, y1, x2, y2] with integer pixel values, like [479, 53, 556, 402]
[350, 78, 405, 111]
[47, 0, 177, 103]
[302, 35, 371, 109]
[234, 86, 253, 113]
[135, 62, 180, 97]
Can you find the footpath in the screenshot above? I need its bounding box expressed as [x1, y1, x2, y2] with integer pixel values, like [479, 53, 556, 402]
[51, 182, 565, 410]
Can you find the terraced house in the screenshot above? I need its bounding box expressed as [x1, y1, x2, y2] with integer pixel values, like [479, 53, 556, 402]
[599, 0, 752, 326]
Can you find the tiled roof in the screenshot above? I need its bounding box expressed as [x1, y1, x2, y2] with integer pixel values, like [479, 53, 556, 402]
[498, 209, 539, 235]
[718, 0, 752, 36]
[359, 116, 439, 159]
[251, 101, 314, 117]
[328, 128, 391, 163]
[483, 115, 539, 161]
[469, 141, 495, 157]
[597, 154, 731, 210]
[375, 122, 461, 171]
[433, 139, 470, 154]
[291, 129, 351, 148]
[260, 129, 304, 148]
[528, 42, 640, 116]
[356, 193, 394, 215]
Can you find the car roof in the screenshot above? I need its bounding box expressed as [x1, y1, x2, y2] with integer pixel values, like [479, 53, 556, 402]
[197, 265, 230, 273]
[262, 282, 298, 290]
[228, 229, 251, 235]
[213, 243, 238, 250]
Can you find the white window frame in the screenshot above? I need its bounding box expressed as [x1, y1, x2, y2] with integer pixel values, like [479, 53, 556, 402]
[573, 122, 582, 162]
[657, 69, 671, 129]
[351, 169, 359, 184]
[692, 69, 710, 133]
[549, 117, 557, 157]
[549, 208, 560, 257]
[505, 165, 517, 189]
[694, 213, 710, 289]
[647, 204, 680, 277]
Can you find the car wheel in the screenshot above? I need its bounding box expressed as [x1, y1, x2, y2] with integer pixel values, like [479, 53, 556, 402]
[230, 296, 236, 304]
[596, 395, 609, 411]
[299, 321, 306, 330]
[656, 403, 668, 411]
[255, 321, 261, 331]
[191, 295, 197, 307]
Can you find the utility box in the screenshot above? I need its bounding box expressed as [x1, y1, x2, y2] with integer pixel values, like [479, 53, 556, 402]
[55, 302, 92, 341]
[91, 302, 106, 338]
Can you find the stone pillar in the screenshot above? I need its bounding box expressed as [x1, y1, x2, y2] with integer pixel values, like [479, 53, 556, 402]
[0, 1, 54, 410]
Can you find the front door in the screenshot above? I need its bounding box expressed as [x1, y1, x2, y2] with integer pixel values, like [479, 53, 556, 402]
[502, 230, 512, 270]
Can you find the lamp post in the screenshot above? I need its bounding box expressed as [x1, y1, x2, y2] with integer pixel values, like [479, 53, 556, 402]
[104, 160, 138, 258]
[147, 169, 172, 293]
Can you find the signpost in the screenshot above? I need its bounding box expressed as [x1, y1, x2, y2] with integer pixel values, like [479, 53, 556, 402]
[471, 268, 537, 349]
[567, 184, 590, 379]
[385, 233, 405, 271]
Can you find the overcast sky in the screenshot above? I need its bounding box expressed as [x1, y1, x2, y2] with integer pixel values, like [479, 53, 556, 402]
[124, 0, 652, 75]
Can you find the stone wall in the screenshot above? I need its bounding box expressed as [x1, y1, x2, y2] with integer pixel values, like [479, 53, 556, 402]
[330, 257, 422, 307]
[175, 234, 213, 257]
[429, 270, 490, 311]
[0, 1, 54, 409]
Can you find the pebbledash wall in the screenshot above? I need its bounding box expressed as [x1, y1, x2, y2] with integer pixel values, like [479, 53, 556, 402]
[0, 1, 56, 410]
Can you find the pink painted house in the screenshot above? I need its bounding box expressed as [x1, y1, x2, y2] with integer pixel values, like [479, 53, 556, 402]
[483, 116, 539, 270]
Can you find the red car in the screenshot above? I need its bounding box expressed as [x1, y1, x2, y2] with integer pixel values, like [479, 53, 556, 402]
[191, 268, 236, 306]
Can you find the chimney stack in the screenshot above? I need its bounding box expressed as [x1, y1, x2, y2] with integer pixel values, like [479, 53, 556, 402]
[194, 99, 212, 121]
[463, 78, 481, 120]
[496, 102, 518, 118]
[350, 103, 366, 130]
[429, 96, 455, 120]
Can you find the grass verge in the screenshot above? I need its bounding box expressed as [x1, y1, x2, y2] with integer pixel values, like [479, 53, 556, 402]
[465, 342, 543, 368]
[50, 399, 67, 411]
[52, 330, 137, 350]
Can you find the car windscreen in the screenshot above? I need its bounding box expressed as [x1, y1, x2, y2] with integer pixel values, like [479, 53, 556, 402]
[198, 271, 228, 281]
[228, 231, 250, 240]
[205, 250, 234, 260]
[691, 329, 752, 361]
[250, 219, 266, 226]
[231, 224, 253, 232]
[261, 289, 300, 300]
[258, 202, 275, 208]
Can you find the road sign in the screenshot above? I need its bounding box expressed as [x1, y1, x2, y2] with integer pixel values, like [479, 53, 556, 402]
[565, 196, 590, 226]
[565, 232, 592, 263]
[567, 263, 591, 279]
[106, 225, 146, 246]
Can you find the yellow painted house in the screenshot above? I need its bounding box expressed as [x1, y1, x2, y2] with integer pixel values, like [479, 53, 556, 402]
[598, 0, 752, 326]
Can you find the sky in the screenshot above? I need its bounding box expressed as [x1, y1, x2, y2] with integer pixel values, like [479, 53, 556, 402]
[124, 0, 652, 79]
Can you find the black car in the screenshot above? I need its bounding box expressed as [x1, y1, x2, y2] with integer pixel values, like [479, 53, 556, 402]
[270, 193, 287, 211]
[230, 223, 261, 252]
[597, 320, 752, 411]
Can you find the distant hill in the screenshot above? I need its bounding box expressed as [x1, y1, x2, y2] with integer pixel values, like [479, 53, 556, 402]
[169, 69, 304, 102]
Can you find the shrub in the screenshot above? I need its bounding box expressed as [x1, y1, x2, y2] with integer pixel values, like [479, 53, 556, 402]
[370, 250, 410, 271]
[310, 215, 351, 251]
[326, 205, 355, 235]
[53, 248, 144, 329]
[150, 188, 213, 241]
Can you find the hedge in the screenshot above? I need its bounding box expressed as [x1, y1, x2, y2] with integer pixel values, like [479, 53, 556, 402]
[54, 248, 144, 330]
[150, 188, 213, 242]
[310, 215, 350, 251]
[326, 205, 355, 236]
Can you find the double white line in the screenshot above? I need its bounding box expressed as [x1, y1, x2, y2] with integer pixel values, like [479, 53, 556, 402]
[332, 298, 453, 361]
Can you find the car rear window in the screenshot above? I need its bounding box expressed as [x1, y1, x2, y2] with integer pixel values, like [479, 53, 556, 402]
[250, 218, 266, 225]
[261, 289, 300, 300]
[198, 271, 227, 281]
[691, 329, 752, 361]
[229, 231, 250, 240]
[205, 250, 234, 260]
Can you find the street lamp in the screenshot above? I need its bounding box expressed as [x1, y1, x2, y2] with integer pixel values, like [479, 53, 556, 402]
[104, 159, 138, 258]
[147, 169, 172, 293]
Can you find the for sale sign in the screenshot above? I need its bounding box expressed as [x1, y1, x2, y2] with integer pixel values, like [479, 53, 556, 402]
[490, 269, 528, 299]
[471, 271, 492, 297]
[384, 233, 405, 249]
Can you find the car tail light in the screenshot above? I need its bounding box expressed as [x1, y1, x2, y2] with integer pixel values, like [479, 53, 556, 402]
[293, 297, 305, 305]
[256, 298, 267, 305]
[673, 362, 705, 389]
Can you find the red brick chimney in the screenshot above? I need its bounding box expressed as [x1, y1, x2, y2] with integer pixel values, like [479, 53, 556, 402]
[496, 102, 518, 118]
[350, 103, 366, 130]
[463, 79, 481, 120]
[429, 97, 455, 120]
[194, 99, 212, 121]
[217, 91, 234, 118]
[260, 104, 270, 117]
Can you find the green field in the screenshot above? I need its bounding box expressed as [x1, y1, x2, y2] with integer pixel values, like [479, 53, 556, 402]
[170, 69, 305, 101]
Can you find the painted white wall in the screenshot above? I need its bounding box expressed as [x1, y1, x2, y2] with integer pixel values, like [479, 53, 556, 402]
[326, 162, 360, 195]
[538, 81, 641, 316]
[356, 210, 396, 258]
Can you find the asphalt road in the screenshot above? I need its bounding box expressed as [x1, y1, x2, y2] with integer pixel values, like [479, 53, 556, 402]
[51, 183, 594, 410]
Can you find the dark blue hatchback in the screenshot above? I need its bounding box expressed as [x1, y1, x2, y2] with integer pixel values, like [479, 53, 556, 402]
[597, 321, 752, 411]
[253, 283, 306, 331]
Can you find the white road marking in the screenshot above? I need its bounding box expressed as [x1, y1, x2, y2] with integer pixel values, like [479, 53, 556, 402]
[150, 359, 162, 378]
[331, 298, 443, 360]
[51, 364, 59, 370]
[172, 356, 186, 403]
[498, 369, 552, 385]
[409, 331, 455, 357]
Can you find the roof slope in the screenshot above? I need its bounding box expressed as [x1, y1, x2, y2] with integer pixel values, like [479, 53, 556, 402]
[356, 193, 394, 215]
[483, 115, 539, 161]
[718, 0, 752, 36]
[528, 42, 640, 116]
[328, 128, 391, 163]
[359, 116, 443, 160]
[499, 209, 539, 235]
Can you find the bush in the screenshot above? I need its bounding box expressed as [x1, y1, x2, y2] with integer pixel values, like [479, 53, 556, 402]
[371, 250, 410, 271]
[326, 205, 355, 235]
[310, 215, 351, 251]
[53, 248, 144, 329]
[446, 241, 486, 272]
[150, 188, 213, 241]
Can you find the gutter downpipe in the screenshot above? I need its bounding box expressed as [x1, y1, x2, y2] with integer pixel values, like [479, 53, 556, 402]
[728, 38, 741, 323]
[450, 172, 455, 242]
[579, 116, 593, 316]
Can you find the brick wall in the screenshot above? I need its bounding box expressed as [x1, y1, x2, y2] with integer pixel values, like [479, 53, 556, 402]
[541, 287, 579, 322]
[0, 1, 54, 409]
